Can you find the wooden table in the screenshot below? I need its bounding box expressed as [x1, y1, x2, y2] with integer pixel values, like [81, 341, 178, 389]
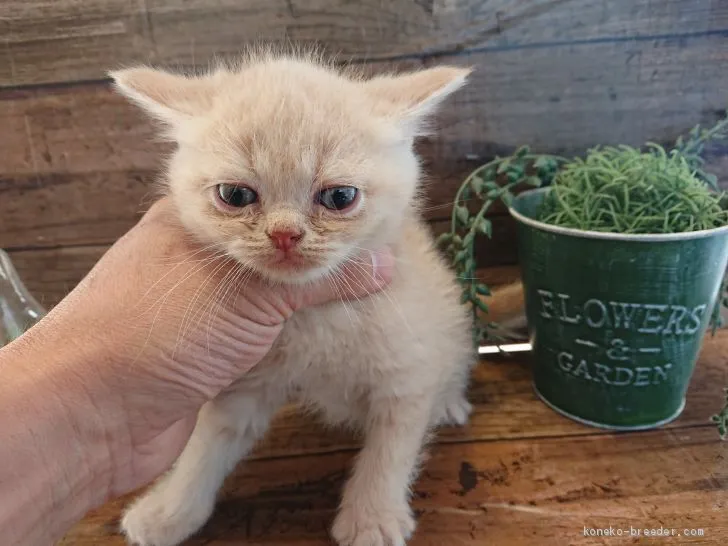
[2, 3, 727, 544]
[56, 331, 727, 545]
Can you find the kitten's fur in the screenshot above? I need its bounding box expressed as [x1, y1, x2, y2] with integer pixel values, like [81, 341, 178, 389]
[113, 52, 480, 546]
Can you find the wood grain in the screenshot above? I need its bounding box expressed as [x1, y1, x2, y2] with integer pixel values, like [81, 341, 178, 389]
[55, 297, 728, 546]
[62, 403, 728, 545]
[5, 3, 728, 545]
[247, 330, 728, 460]
[8, 245, 108, 309]
[3, 0, 728, 87]
[42, 307, 728, 546]
[2, 29, 727, 250]
[11, 234, 725, 458]
[7, 239, 520, 311]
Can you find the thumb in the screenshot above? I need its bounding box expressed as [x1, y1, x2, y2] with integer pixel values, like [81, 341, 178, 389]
[288, 248, 395, 309]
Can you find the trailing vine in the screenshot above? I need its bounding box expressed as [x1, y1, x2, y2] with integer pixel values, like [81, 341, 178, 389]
[673, 113, 728, 190]
[437, 113, 728, 436]
[712, 388, 728, 440]
[436, 147, 565, 345]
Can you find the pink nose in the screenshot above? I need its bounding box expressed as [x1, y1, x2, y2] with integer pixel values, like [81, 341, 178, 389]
[267, 229, 303, 251]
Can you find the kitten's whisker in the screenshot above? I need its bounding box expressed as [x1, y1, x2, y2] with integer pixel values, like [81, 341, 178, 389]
[328, 267, 380, 346]
[170, 264, 227, 360]
[129, 258, 226, 346]
[200, 262, 241, 354]
[158, 240, 227, 265]
[178, 256, 235, 344]
[345, 244, 434, 268]
[206, 261, 250, 353]
[331, 269, 365, 326]
[345, 258, 415, 337]
[206, 265, 245, 355]
[419, 199, 464, 212]
[174, 257, 234, 359]
[130, 254, 226, 344]
[142, 242, 227, 296]
[160, 251, 232, 267]
[326, 269, 358, 329]
[137, 250, 222, 307]
[232, 264, 257, 311]
[124, 253, 230, 375]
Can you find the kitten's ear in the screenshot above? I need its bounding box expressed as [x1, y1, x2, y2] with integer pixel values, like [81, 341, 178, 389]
[109, 67, 216, 124]
[364, 66, 471, 135]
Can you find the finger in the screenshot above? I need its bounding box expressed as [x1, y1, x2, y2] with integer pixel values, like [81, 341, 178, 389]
[292, 248, 395, 309]
[137, 196, 180, 227]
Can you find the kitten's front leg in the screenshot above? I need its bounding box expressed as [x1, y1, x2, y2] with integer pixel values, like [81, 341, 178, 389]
[331, 394, 433, 546]
[122, 386, 284, 546]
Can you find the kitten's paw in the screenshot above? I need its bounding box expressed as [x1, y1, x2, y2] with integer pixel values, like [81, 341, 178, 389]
[433, 395, 472, 427]
[121, 491, 213, 546]
[331, 501, 415, 546]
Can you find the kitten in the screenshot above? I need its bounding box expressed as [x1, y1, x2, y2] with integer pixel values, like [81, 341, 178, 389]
[112, 51, 476, 546]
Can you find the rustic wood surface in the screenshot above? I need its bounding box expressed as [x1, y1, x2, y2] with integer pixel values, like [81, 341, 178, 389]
[60, 331, 728, 545]
[8, 242, 520, 310]
[3, 1, 728, 544]
[2, 0, 728, 255]
[3, 0, 728, 87]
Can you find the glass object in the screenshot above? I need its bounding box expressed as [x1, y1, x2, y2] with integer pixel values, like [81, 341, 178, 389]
[0, 249, 46, 347]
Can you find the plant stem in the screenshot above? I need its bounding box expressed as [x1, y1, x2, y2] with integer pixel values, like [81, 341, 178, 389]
[450, 154, 566, 234]
[680, 116, 728, 156]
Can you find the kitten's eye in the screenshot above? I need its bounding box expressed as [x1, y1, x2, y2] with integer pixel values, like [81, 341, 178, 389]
[216, 184, 258, 208]
[316, 186, 359, 211]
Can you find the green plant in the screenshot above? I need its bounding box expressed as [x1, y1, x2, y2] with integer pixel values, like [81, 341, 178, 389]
[538, 145, 728, 234]
[436, 148, 565, 345]
[674, 113, 728, 190]
[438, 113, 728, 436]
[439, 114, 728, 343]
[712, 389, 728, 440]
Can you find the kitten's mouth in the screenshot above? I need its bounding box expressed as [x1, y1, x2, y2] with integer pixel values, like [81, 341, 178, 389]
[249, 247, 331, 282]
[268, 250, 310, 270]
[254, 250, 334, 284]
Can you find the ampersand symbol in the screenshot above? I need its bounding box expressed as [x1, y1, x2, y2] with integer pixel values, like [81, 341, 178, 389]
[606, 338, 631, 361]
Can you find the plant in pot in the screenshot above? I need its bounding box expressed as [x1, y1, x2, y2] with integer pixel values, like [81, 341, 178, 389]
[439, 115, 728, 433]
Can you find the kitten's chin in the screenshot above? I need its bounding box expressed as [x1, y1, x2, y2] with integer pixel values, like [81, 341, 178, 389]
[255, 262, 333, 285]
[253, 251, 333, 284]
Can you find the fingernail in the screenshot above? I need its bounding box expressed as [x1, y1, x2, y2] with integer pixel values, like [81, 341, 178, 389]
[370, 250, 380, 281]
[370, 248, 394, 284]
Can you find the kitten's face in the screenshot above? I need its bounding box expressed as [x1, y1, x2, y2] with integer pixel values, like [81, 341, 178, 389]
[113, 57, 469, 283]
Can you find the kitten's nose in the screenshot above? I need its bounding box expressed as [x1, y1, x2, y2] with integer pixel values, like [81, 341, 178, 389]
[267, 228, 304, 252]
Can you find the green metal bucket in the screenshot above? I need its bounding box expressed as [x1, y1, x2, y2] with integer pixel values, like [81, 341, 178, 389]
[509, 188, 728, 429]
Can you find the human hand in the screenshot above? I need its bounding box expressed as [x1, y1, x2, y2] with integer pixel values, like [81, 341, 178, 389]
[1, 198, 394, 525]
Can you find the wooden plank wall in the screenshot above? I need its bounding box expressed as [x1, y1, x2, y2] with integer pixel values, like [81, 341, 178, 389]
[2, 0, 728, 307]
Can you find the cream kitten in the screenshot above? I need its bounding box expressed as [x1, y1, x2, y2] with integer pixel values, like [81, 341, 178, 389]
[112, 52, 475, 546]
